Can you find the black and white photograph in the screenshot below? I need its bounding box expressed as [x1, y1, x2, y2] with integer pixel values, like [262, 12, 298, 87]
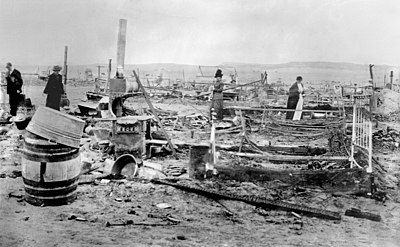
[0, 0, 399, 246]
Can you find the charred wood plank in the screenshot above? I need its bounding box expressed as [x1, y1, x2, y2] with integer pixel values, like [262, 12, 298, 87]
[152, 179, 342, 221]
[214, 165, 369, 193]
[345, 208, 382, 222]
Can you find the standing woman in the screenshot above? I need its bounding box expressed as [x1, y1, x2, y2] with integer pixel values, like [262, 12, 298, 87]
[43, 65, 64, 111]
[286, 76, 305, 120]
[210, 69, 224, 120]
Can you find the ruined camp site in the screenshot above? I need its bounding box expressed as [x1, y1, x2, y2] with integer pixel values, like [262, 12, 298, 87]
[1, 1, 400, 247]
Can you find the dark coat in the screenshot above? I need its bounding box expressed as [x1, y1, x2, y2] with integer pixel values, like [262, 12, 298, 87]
[6, 69, 23, 95]
[286, 82, 303, 119]
[44, 73, 64, 110]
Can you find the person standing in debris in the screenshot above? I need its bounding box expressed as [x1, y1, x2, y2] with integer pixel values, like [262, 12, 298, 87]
[211, 69, 224, 120]
[286, 76, 305, 120]
[43, 65, 64, 111]
[5, 62, 23, 116]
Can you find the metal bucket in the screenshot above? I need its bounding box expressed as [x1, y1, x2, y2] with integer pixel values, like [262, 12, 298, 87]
[22, 132, 81, 206]
[26, 106, 85, 148]
[111, 154, 138, 178]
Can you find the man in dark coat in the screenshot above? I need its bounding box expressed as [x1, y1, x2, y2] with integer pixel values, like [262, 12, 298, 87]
[43, 65, 64, 111]
[5, 62, 23, 116]
[286, 76, 305, 120]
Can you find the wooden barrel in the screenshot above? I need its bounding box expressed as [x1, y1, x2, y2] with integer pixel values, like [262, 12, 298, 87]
[21, 132, 81, 206]
[188, 145, 209, 179]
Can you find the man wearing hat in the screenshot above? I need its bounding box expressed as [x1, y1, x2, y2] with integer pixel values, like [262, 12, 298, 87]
[210, 69, 224, 120]
[43, 65, 64, 111]
[286, 76, 305, 120]
[5, 62, 23, 116]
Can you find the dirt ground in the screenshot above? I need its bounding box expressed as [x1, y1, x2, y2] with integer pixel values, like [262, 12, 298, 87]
[1, 86, 400, 247]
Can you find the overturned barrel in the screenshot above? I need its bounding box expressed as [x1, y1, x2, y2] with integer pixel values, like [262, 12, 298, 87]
[21, 132, 81, 206]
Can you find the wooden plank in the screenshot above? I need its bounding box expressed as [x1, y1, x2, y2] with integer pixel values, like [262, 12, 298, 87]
[173, 141, 328, 156]
[225, 106, 341, 113]
[228, 152, 349, 162]
[133, 70, 176, 157]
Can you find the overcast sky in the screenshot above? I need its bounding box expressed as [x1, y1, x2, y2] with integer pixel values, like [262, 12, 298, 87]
[1, 0, 399, 66]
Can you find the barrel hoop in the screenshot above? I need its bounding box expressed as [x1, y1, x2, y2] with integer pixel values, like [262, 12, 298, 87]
[22, 148, 79, 162]
[24, 140, 73, 153]
[24, 192, 77, 206]
[28, 121, 81, 141]
[24, 189, 77, 200]
[24, 181, 78, 197]
[23, 176, 79, 189]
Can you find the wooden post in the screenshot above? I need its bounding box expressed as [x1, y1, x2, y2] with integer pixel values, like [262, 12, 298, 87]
[63, 46, 68, 86]
[384, 74, 386, 87]
[262, 72, 267, 100]
[265, 71, 268, 84]
[350, 98, 357, 169]
[108, 59, 112, 81]
[238, 109, 246, 153]
[206, 108, 217, 176]
[60, 46, 70, 107]
[97, 65, 101, 80]
[132, 70, 176, 157]
[369, 64, 376, 113]
[390, 71, 394, 89]
[102, 59, 112, 93]
[95, 65, 102, 93]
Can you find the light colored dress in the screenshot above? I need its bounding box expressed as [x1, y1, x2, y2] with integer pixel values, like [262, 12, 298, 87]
[293, 83, 304, 120]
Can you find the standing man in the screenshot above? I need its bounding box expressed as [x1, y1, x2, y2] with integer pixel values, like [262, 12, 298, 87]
[43, 65, 64, 111]
[286, 76, 305, 120]
[5, 62, 23, 116]
[210, 69, 224, 120]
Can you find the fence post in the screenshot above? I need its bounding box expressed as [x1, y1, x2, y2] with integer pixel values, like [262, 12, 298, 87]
[350, 97, 357, 168]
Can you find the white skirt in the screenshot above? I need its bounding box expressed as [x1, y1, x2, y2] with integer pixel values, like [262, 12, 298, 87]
[293, 94, 303, 120]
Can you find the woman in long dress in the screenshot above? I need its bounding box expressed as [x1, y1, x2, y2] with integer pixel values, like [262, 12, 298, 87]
[210, 69, 224, 120]
[43, 65, 64, 111]
[286, 76, 305, 120]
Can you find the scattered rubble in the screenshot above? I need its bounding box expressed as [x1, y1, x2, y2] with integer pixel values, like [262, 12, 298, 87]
[376, 89, 400, 115]
[373, 127, 400, 150]
[1, 54, 400, 246]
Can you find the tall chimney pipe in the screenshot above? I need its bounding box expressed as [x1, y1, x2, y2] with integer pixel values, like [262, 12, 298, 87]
[116, 19, 127, 77]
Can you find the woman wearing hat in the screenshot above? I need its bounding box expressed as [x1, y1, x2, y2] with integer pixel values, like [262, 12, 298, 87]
[210, 69, 224, 120]
[43, 65, 64, 111]
[286, 76, 305, 120]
